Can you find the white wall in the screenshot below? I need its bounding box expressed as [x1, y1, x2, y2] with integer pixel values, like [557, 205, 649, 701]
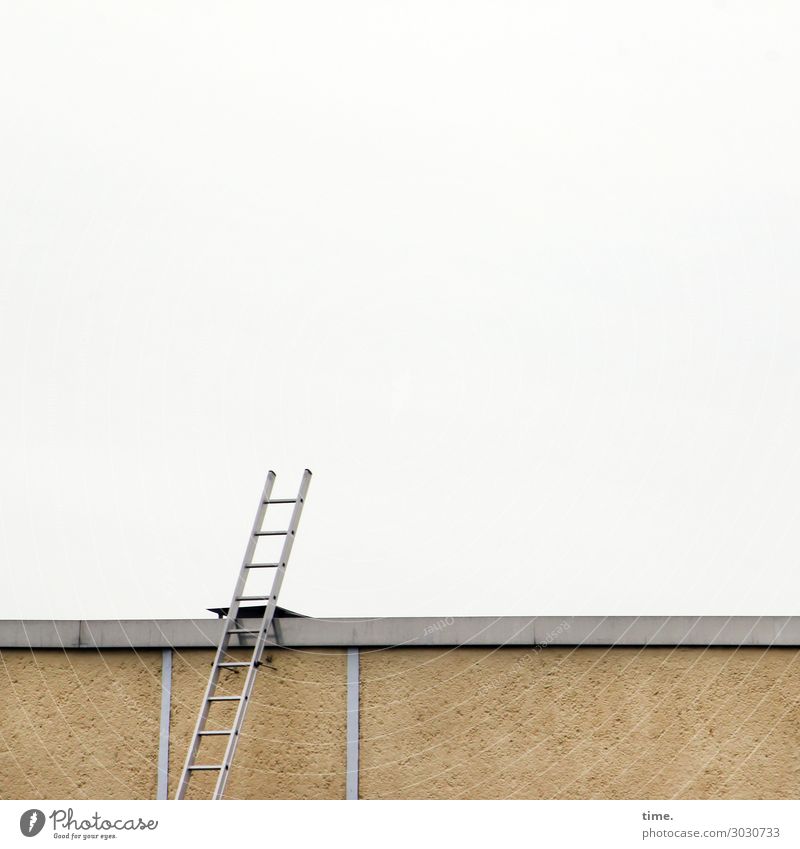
[2, 2, 800, 618]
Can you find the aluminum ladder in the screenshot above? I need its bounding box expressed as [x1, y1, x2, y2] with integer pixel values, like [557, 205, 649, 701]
[175, 469, 312, 799]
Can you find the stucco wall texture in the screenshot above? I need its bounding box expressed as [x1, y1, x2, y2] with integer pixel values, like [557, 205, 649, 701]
[0, 649, 161, 799]
[360, 647, 800, 799]
[168, 648, 346, 800]
[2, 646, 799, 799]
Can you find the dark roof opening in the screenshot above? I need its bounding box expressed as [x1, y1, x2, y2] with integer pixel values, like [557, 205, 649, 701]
[207, 605, 307, 619]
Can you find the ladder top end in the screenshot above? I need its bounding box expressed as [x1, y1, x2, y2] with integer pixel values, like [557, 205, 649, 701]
[304, 468, 312, 474]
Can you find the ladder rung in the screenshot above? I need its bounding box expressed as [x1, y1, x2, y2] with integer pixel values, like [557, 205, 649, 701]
[197, 730, 233, 736]
[235, 595, 271, 602]
[207, 695, 242, 701]
[264, 498, 297, 504]
[254, 530, 289, 536]
[245, 562, 281, 569]
[228, 628, 260, 635]
[188, 764, 223, 771]
[218, 662, 250, 668]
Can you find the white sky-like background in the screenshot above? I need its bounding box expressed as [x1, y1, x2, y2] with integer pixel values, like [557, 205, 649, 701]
[2, 1, 800, 620]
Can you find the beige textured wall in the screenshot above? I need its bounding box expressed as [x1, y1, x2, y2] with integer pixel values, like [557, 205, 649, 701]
[360, 647, 800, 799]
[168, 648, 347, 799]
[2, 646, 798, 799]
[0, 649, 161, 799]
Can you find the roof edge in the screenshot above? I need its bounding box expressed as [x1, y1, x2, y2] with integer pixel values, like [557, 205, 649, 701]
[0, 616, 799, 649]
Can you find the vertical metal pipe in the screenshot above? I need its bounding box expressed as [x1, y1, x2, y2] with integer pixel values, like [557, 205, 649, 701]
[157, 648, 172, 799]
[346, 647, 359, 800]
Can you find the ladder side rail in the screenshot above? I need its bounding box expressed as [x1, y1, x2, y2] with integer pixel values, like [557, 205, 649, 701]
[174, 471, 277, 799]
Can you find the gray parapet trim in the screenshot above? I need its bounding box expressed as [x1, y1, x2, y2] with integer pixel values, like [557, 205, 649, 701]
[1, 616, 799, 648]
[0, 620, 81, 648]
[346, 647, 359, 800]
[156, 648, 172, 800]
